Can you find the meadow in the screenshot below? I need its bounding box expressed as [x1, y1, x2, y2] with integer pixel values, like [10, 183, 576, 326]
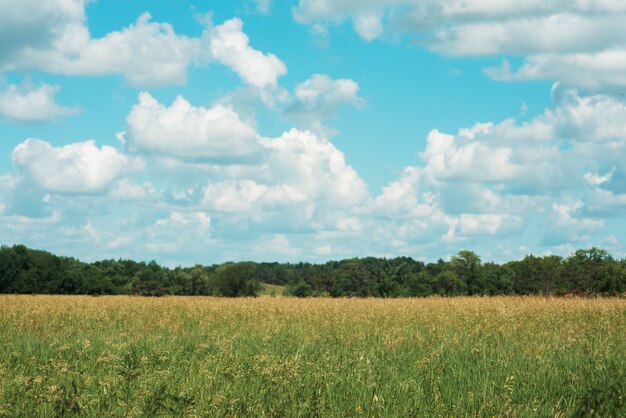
[0, 295, 624, 417]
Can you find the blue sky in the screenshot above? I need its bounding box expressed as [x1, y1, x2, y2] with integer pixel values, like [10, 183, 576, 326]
[1, 0, 625, 266]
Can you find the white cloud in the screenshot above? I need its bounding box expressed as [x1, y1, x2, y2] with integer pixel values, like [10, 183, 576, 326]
[455, 214, 522, 236]
[156, 211, 211, 230]
[584, 172, 611, 187]
[261, 129, 369, 208]
[126, 92, 261, 162]
[583, 188, 626, 216]
[287, 74, 365, 134]
[124, 90, 369, 215]
[294, 74, 364, 114]
[123, 92, 369, 231]
[141, 211, 213, 258]
[4, 78, 625, 263]
[2, 8, 201, 88]
[293, 0, 626, 88]
[407, 89, 626, 194]
[202, 180, 306, 212]
[254, 0, 272, 14]
[194, 128, 369, 232]
[0, 82, 78, 123]
[374, 167, 434, 219]
[59, 13, 201, 87]
[372, 88, 626, 247]
[544, 201, 604, 244]
[487, 51, 626, 89]
[0, 0, 88, 64]
[428, 14, 626, 56]
[353, 14, 383, 41]
[419, 126, 562, 186]
[110, 179, 156, 200]
[2, 5, 293, 88]
[208, 18, 287, 88]
[315, 244, 332, 255]
[12, 139, 143, 193]
[254, 234, 300, 258]
[107, 235, 134, 250]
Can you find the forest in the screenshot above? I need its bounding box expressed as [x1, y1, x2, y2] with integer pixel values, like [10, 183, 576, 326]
[0, 244, 624, 297]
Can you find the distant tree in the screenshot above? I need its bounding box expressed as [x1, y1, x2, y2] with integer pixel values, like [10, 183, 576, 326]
[481, 262, 514, 295]
[451, 250, 482, 295]
[132, 280, 168, 297]
[215, 262, 261, 297]
[330, 261, 372, 297]
[0, 243, 624, 298]
[563, 248, 620, 294]
[433, 270, 466, 296]
[508, 255, 555, 295]
[287, 281, 312, 297]
[406, 271, 435, 297]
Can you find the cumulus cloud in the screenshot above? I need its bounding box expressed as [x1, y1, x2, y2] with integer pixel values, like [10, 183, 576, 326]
[419, 126, 563, 187]
[125, 92, 368, 214]
[1, 7, 201, 88]
[192, 128, 369, 234]
[0, 82, 78, 123]
[110, 179, 156, 200]
[374, 167, 434, 219]
[58, 13, 201, 87]
[114, 87, 623, 258]
[293, 0, 626, 88]
[454, 214, 522, 237]
[261, 129, 369, 208]
[353, 14, 384, 41]
[409, 89, 626, 195]
[207, 18, 287, 88]
[543, 201, 604, 245]
[486, 51, 626, 90]
[114, 87, 625, 255]
[253, 0, 272, 14]
[12, 139, 143, 193]
[155, 211, 211, 230]
[0, 0, 87, 63]
[284, 74, 365, 135]
[1, 3, 293, 89]
[372, 88, 626, 248]
[126, 92, 262, 162]
[4, 79, 625, 262]
[140, 211, 213, 259]
[202, 180, 306, 213]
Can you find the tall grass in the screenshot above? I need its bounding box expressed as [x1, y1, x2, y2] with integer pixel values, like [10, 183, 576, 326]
[0, 296, 624, 416]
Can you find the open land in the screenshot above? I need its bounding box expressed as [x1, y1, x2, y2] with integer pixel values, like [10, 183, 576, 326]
[0, 295, 624, 416]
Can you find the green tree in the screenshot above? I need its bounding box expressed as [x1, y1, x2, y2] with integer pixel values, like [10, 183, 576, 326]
[433, 270, 467, 296]
[330, 261, 372, 297]
[287, 281, 313, 297]
[215, 262, 261, 297]
[451, 250, 482, 295]
[563, 248, 617, 294]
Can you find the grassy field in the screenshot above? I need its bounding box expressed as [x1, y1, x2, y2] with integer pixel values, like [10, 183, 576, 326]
[0, 296, 624, 417]
[258, 283, 286, 296]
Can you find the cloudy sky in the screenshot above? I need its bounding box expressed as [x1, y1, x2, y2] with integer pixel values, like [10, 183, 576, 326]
[1, 0, 625, 266]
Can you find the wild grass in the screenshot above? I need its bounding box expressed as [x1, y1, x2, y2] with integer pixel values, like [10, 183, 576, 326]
[0, 295, 624, 417]
[258, 283, 286, 296]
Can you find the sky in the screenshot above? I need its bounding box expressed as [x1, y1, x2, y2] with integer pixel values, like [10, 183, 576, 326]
[1, 0, 625, 266]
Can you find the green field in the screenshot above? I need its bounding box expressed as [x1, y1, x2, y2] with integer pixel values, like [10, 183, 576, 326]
[0, 296, 624, 417]
[258, 283, 286, 296]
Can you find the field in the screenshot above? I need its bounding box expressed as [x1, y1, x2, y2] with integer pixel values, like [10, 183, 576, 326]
[258, 283, 286, 296]
[0, 296, 624, 417]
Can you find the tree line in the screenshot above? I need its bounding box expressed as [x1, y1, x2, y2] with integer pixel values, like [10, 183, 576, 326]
[0, 244, 624, 297]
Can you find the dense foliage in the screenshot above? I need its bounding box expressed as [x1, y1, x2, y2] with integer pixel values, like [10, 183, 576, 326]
[0, 244, 624, 297]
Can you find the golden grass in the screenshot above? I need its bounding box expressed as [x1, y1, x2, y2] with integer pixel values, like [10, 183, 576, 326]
[0, 295, 624, 416]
